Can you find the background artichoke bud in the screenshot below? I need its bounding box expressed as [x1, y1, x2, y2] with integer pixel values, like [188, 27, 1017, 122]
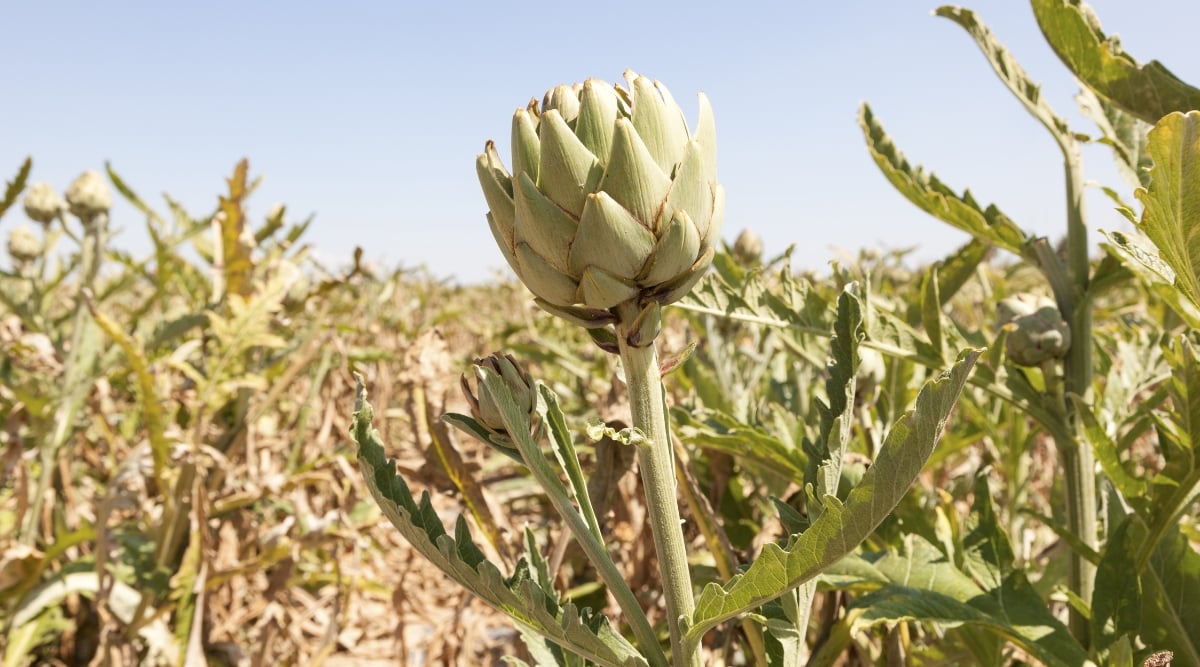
[65, 170, 112, 223]
[460, 353, 538, 446]
[7, 225, 43, 266]
[732, 228, 763, 266]
[23, 182, 65, 225]
[477, 71, 724, 331]
[996, 294, 1071, 367]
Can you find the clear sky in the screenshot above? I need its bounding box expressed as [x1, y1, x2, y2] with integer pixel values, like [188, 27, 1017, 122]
[3, 2, 1197, 283]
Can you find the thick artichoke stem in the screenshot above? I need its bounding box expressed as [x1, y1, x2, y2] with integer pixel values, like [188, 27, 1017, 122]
[615, 303, 699, 666]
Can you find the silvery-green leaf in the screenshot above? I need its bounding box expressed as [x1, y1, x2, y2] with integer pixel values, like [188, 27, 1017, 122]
[578, 264, 639, 309]
[598, 119, 671, 228]
[512, 107, 541, 183]
[516, 242, 579, 307]
[658, 140, 714, 237]
[688, 351, 981, 641]
[576, 79, 620, 167]
[569, 192, 656, 280]
[538, 110, 603, 218]
[630, 75, 688, 172]
[486, 212, 521, 275]
[352, 386, 650, 667]
[694, 94, 718, 184]
[477, 144, 515, 247]
[532, 298, 618, 329]
[514, 172, 577, 274]
[640, 210, 700, 286]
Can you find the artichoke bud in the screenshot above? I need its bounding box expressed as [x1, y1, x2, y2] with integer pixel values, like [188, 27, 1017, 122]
[7, 225, 42, 265]
[65, 170, 113, 223]
[732, 228, 763, 266]
[23, 182, 65, 225]
[477, 71, 723, 335]
[997, 294, 1070, 367]
[460, 353, 538, 444]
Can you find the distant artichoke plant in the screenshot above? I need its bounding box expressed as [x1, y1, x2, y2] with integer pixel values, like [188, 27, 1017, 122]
[7, 225, 42, 266]
[65, 170, 112, 224]
[476, 71, 724, 336]
[22, 183, 65, 226]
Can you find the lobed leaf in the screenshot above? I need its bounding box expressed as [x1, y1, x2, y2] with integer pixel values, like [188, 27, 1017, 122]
[852, 478, 1091, 667]
[1135, 111, 1200, 313]
[936, 6, 1073, 149]
[0, 157, 31, 221]
[1032, 0, 1200, 125]
[858, 104, 1031, 258]
[351, 380, 648, 667]
[687, 349, 980, 643]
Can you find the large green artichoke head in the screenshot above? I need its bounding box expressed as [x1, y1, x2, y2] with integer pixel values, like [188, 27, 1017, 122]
[476, 70, 724, 331]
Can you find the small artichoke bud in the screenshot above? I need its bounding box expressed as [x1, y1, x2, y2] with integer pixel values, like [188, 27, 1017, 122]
[65, 170, 113, 222]
[7, 225, 43, 265]
[22, 182, 65, 225]
[461, 353, 537, 444]
[732, 229, 763, 266]
[997, 294, 1070, 367]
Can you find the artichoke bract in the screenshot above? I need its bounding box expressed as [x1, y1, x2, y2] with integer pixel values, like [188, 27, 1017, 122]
[476, 71, 724, 333]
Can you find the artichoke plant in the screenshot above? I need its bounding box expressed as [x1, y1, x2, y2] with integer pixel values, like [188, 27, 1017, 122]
[475, 70, 724, 338]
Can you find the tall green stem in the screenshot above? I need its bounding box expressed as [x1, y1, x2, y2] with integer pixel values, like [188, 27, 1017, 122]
[22, 214, 105, 544]
[615, 304, 698, 667]
[1059, 143, 1097, 647]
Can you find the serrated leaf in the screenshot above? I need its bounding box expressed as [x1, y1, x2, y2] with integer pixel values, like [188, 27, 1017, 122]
[1135, 111, 1200, 312]
[921, 266, 945, 363]
[1032, 0, 1200, 125]
[215, 158, 255, 300]
[673, 407, 806, 482]
[851, 535, 1091, 667]
[107, 162, 167, 228]
[351, 381, 648, 667]
[1076, 86, 1152, 189]
[858, 103, 1031, 257]
[809, 286, 863, 516]
[687, 350, 980, 641]
[850, 479, 1091, 667]
[1091, 516, 1143, 651]
[0, 157, 32, 220]
[1138, 524, 1200, 664]
[936, 6, 1073, 148]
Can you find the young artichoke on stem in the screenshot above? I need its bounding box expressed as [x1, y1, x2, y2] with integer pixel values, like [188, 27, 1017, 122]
[475, 71, 720, 665]
[457, 353, 538, 462]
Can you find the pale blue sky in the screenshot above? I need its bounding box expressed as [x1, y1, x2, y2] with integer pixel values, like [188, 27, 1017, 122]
[3, 2, 1197, 282]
